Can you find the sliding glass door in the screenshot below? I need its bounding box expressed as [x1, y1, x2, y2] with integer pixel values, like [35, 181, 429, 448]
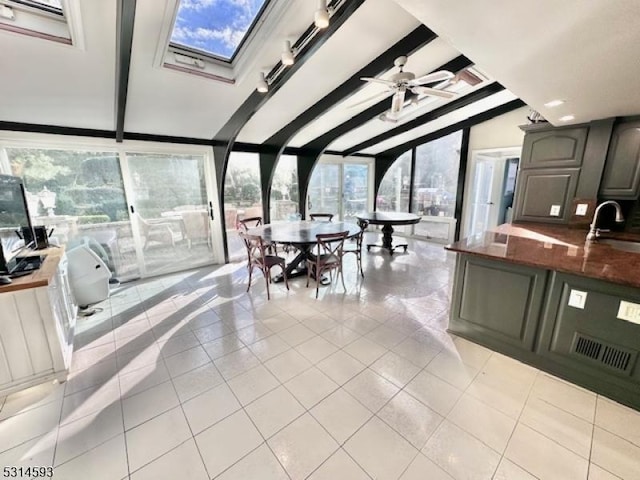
[122, 153, 215, 277]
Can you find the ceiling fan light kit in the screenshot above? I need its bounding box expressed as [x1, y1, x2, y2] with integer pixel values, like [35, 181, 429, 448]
[353, 55, 459, 120]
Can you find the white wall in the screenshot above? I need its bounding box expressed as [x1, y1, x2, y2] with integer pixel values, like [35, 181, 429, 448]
[460, 106, 529, 238]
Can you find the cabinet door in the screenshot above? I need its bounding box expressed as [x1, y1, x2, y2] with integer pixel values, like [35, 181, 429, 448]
[600, 121, 640, 199]
[513, 168, 580, 223]
[450, 255, 548, 351]
[521, 127, 588, 169]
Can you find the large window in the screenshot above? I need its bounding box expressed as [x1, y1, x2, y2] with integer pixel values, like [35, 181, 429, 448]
[224, 152, 263, 259]
[269, 155, 299, 222]
[376, 151, 411, 212]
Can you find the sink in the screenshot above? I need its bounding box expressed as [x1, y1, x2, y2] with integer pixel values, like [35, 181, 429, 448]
[598, 238, 640, 253]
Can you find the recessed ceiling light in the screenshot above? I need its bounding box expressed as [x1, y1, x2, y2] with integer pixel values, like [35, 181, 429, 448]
[559, 114, 575, 122]
[544, 99, 565, 108]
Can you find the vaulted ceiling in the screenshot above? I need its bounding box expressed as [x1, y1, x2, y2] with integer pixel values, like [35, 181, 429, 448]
[1, 0, 638, 158]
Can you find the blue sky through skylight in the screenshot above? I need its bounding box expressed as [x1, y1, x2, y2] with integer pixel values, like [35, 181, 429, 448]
[171, 0, 268, 60]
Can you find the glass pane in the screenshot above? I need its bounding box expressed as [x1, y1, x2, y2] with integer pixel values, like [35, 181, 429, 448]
[126, 153, 213, 277]
[411, 130, 462, 218]
[171, 0, 268, 60]
[307, 164, 340, 218]
[4, 148, 140, 281]
[225, 152, 263, 260]
[269, 155, 299, 222]
[376, 151, 411, 212]
[342, 164, 369, 222]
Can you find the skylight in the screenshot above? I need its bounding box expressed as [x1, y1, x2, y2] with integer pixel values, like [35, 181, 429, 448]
[170, 0, 269, 61]
[12, 0, 63, 15]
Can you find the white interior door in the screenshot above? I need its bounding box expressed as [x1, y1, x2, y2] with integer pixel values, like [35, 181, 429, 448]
[468, 156, 505, 236]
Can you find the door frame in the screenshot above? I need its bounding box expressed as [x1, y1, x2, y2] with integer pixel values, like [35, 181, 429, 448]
[461, 147, 522, 239]
[307, 154, 375, 220]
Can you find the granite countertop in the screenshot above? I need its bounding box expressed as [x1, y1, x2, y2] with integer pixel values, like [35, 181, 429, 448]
[446, 223, 640, 288]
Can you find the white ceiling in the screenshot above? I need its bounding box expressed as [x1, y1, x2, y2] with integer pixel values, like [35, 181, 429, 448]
[0, 0, 116, 130]
[287, 37, 460, 148]
[392, 0, 640, 126]
[236, 0, 420, 144]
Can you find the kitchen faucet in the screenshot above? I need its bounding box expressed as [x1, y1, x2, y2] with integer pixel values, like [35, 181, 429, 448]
[586, 200, 624, 241]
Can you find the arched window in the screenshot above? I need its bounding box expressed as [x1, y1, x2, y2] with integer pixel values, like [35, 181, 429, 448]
[269, 155, 299, 222]
[376, 150, 411, 212]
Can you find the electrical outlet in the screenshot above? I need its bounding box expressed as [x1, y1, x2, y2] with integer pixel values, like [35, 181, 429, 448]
[617, 301, 640, 324]
[568, 289, 587, 309]
[575, 203, 588, 216]
[550, 205, 561, 216]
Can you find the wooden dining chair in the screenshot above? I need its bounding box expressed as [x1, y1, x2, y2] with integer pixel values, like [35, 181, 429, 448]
[309, 213, 334, 222]
[237, 216, 277, 254]
[306, 231, 348, 298]
[239, 231, 289, 300]
[344, 220, 368, 278]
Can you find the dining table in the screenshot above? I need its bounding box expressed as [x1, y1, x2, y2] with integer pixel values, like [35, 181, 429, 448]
[356, 212, 421, 255]
[247, 220, 361, 283]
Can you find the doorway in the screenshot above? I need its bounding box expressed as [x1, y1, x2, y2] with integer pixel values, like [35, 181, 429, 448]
[463, 147, 521, 238]
[307, 158, 373, 221]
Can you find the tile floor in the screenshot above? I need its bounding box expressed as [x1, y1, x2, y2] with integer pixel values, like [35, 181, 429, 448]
[1, 237, 639, 479]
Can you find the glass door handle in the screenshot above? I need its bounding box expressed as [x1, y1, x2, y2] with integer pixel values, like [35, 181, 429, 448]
[130, 205, 135, 213]
[208, 201, 214, 221]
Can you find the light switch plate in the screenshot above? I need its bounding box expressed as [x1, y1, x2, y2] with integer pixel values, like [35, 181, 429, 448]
[568, 289, 587, 309]
[550, 205, 561, 216]
[576, 203, 588, 216]
[617, 301, 640, 324]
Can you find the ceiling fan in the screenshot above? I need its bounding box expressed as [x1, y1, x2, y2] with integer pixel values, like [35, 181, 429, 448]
[350, 55, 457, 118]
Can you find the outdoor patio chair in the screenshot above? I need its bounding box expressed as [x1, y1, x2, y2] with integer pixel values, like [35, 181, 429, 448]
[239, 231, 289, 300]
[309, 213, 334, 222]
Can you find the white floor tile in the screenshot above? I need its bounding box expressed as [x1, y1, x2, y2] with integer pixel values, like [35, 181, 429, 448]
[344, 416, 418, 480]
[0, 382, 64, 421]
[201, 334, 245, 360]
[234, 323, 274, 345]
[64, 358, 118, 397]
[591, 426, 640, 480]
[295, 336, 339, 364]
[264, 349, 312, 383]
[284, 367, 339, 409]
[378, 390, 443, 450]
[343, 336, 388, 365]
[311, 389, 372, 444]
[278, 323, 316, 347]
[321, 325, 361, 348]
[216, 444, 289, 480]
[366, 324, 407, 349]
[425, 350, 479, 390]
[268, 413, 339, 480]
[343, 369, 399, 413]
[466, 371, 530, 419]
[261, 313, 299, 333]
[392, 337, 440, 368]
[595, 396, 640, 447]
[493, 458, 538, 480]
[423, 420, 501, 480]
[247, 334, 291, 362]
[308, 448, 370, 480]
[119, 363, 170, 399]
[505, 423, 589, 480]
[55, 402, 123, 466]
[520, 396, 593, 458]
[530, 373, 596, 423]
[399, 453, 454, 480]
[164, 345, 211, 378]
[130, 439, 208, 480]
[405, 371, 463, 417]
[227, 364, 280, 406]
[588, 463, 622, 480]
[126, 406, 192, 473]
[0, 399, 61, 453]
[214, 347, 261, 380]
[195, 410, 263, 478]
[172, 362, 224, 403]
[157, 331, 201, 358]
[447, 393, 516, 454]
[371, 351, 421, 388]
[451, 336, 493, 369]
[122, 380, 179, 430]
[246, 386, 305, 438]
[316, 350, 366, 386]
[54, 434, 128, 480]
[182, 383, 241, 435]
[0, 431, 56, 469]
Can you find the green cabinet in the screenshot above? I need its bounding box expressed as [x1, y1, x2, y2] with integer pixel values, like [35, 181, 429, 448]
[513, 167, 579, 223]
[520, 127, 588, 170]
[600, 120, 640, 199]
[450, 255, 548, 351]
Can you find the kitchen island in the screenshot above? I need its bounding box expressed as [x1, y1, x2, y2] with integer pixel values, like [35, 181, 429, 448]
[446, 223, 640, 410]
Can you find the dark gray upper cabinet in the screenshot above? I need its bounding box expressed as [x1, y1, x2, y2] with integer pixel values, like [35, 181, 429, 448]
[600, 120, 640, 199]
[521, 127, 588, 169]
[513, 168, 580, 223]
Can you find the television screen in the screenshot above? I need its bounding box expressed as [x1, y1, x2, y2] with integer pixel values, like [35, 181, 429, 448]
[0, 174, 33, 272]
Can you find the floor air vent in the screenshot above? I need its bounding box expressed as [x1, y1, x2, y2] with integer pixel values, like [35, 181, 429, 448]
[571, 333, 636, 375]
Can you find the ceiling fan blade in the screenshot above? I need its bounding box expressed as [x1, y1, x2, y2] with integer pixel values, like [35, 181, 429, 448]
[391, 89, 406, 114]
[410, 70, 454, 86]
[347, 89, 394, 109]
[410, 86, 457, 99]
[360, 77, 396, 87]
